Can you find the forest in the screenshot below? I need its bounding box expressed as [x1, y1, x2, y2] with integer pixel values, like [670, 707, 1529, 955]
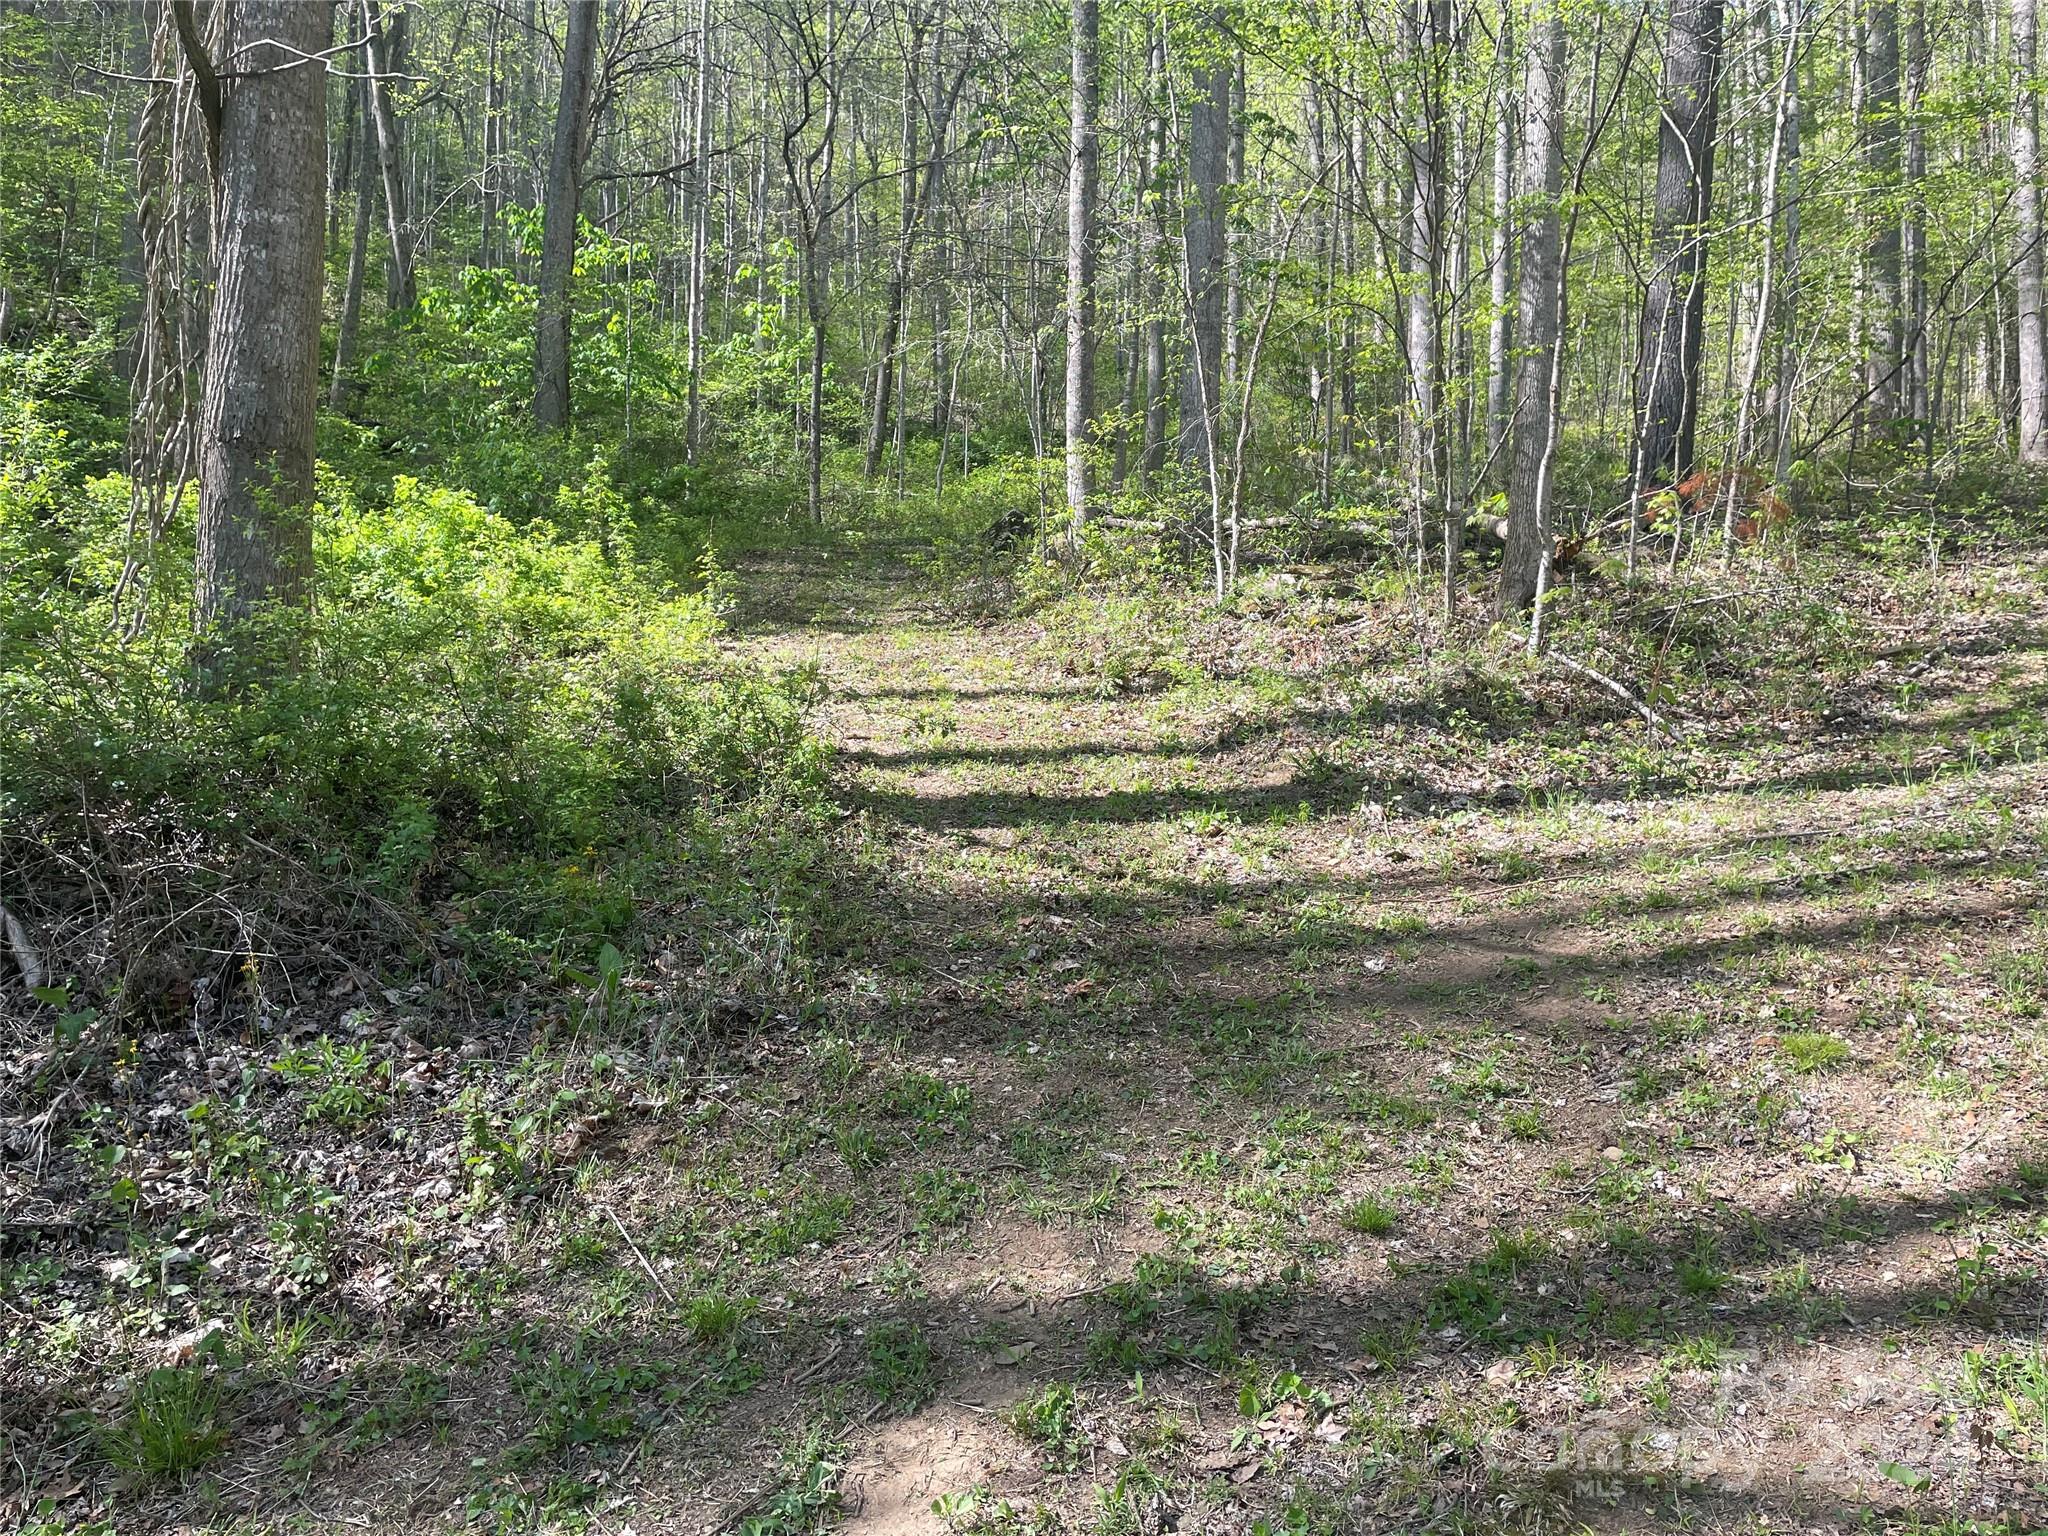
[2, 0, 2047, 1530]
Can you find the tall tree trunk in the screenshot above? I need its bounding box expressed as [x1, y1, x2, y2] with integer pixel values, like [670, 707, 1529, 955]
[1223, 54, 1245, 391]
[1903, 0, 1928, 439]
[1724, 0, 1802, 549]
[482, 3, 504, 266]
[865, 25, 966, 479]
[1444, 95, 1473, 613]
[1140, 29, 1167, 480]
[1064, 0, 1101, 535]
[534, 0, 601, 428]
[1485, 9, 1516, 470]
[2015, 0, 2048, 458]
[1498, 0, 1565, 616]
[1403, 0, 1448, 571]
[520, 0, 540, 216]
[1864, 0, 1903, 429]
[795, 6, 845, 526]
[329, 72, 377, 408]
[1770, 0, 1805, 480]
[865, 28, 922, 480]
[1631, 0, 1726, 506]
[684, 0, 716, 460]
[192, 0, 331, 675]
[328, 64, 359, 249]
[806, 272, 828, 522]
[1339, 108, 1360, 461]
[1177, 27, 1231, 476]
[363, 0, 415, 313]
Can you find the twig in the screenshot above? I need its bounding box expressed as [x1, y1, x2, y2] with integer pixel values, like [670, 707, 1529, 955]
[600, 1205, 677, 1306]
[1, 902, 45, 990]
[1546, 650, 1680, 743]
[791, 1340, 843, 1385]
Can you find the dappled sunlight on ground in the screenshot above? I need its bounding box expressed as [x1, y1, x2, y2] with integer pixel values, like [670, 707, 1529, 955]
[6, 537, 2046, 1535]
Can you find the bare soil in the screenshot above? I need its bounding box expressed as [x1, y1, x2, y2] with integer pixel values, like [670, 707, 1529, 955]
[5, 538, 2046, 1535]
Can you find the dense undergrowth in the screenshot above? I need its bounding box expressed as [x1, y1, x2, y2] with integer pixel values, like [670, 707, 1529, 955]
[1, 331, 833, 1034]
[9, 295, 2045, 1037]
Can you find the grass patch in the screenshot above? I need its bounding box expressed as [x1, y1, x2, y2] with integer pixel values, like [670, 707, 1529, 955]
[99, 1366, 226, 1484]
[1340, 1193, 1399, 1236]
[1778, 1031, 1851, 1073]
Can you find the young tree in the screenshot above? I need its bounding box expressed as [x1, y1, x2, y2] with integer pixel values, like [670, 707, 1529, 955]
[1498, 0, 1565, 615]
[1402, 0, 1450, 579]
[1065, 0, 1101, 535]
[1178, 24, 1233, 476]
[1769, 0, 1805, 478]
[1485, 9, 1516, 467]
[684, 0, 717, 460]
[2015, 0, 2048, 458]
[1724, 0, 1804, 548]
[534, 0, 601, 428]
[864, 4, 968, 479]
[185, 0, 331, 675]
[330, 62, 377, 407]
[1863, 0, 1903, 430]
[1631, 0, 1726, 506]
[362, 0, 416, 313]
[769, 0, 863, 523]
[1141, 28, 1169, 480]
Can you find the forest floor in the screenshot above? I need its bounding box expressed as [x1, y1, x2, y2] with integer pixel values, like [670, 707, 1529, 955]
[6, 523, 2048, 1535]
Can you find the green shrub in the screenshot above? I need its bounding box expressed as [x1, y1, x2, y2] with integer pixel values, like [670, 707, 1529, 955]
[2, 461, 830, 1005]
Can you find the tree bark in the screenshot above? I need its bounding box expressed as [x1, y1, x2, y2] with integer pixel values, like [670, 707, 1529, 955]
[1770, 0, 1805, 480]
[1875, 1, 1900, 434]
[1903, 0, 1928, 438]
[534, 0, 601, 429]
[2015, 0, 2048, 458]
[1485, 9, 1516, 471]
[1140, 29, 1167, 480]
[1223, 54, 1245, 391]
[1723, 0, 1802, 550]
[684, 0, 715, 460]
[482, 2, 504, 267]
[329, 66, 376, 408]
[1864, 0, 1903, 430]
[362, 0, 415, 313]
[1403, 0, 1448, 570]
[193, 0, 330, 673]
[1177, 28, 1231, 476]
[865, 24, 966, 479]
[1064, 0, 1101, 535]
[1631, 0, 1726, 504]
[1498, 0, 1565, 615]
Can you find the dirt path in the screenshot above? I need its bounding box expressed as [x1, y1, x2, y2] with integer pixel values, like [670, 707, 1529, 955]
[723, 549, 2048, 1533]
[10, 546, 2043, 1536]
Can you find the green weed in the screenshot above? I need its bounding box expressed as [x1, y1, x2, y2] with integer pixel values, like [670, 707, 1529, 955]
[99, 1365, 226, 1484]
[865, 1322, 937, 1412]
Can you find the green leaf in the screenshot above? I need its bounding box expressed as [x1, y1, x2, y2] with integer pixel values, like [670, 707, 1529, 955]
[1878, 1461, 1931, 1491]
